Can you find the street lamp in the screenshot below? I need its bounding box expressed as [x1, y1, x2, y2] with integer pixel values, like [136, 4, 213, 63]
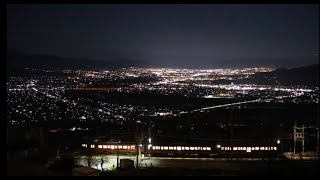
[217, 144, 221, 148]
[277, 139, 280, 144]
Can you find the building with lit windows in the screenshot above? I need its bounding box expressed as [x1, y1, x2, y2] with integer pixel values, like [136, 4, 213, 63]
[80, 141, 280, 158]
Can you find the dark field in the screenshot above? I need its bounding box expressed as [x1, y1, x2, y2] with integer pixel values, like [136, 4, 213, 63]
[102, 160, 320, 176]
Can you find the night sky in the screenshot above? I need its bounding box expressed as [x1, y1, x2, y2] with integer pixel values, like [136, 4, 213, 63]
[7, 4, 319, 68]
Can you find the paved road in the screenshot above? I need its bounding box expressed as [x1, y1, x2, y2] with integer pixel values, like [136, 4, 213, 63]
[191, 99, 273, 112]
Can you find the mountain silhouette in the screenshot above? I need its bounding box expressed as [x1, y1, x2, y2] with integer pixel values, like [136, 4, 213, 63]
[7, 49, 147, 74]
[253, 64, 319, 87]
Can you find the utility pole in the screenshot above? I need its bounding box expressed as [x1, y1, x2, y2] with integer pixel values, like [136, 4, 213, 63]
[135, 122, 143, 168]
[135, 123, 145, 169]
[136, 142, 139, 168]
[116, 141, 120, 168]
[148, 126, 152, 144]
[135, 122, 139, 168]
[135, 136, 143, 168]
[229, 106, 234, 160]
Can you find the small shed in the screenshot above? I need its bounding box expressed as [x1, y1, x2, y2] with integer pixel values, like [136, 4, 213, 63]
[72, 166, 100, 176]
[120, 159, 134, 169]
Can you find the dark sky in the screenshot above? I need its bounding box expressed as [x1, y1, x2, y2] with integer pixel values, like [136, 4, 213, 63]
[7, 4, 319, 68]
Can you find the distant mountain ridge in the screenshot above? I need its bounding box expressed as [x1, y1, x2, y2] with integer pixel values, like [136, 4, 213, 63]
[252, 64, 319, 87]
[7, 49, 147, 73]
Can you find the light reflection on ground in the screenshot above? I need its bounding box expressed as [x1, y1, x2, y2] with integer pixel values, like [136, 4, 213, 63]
[74, 154, 283, 171]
